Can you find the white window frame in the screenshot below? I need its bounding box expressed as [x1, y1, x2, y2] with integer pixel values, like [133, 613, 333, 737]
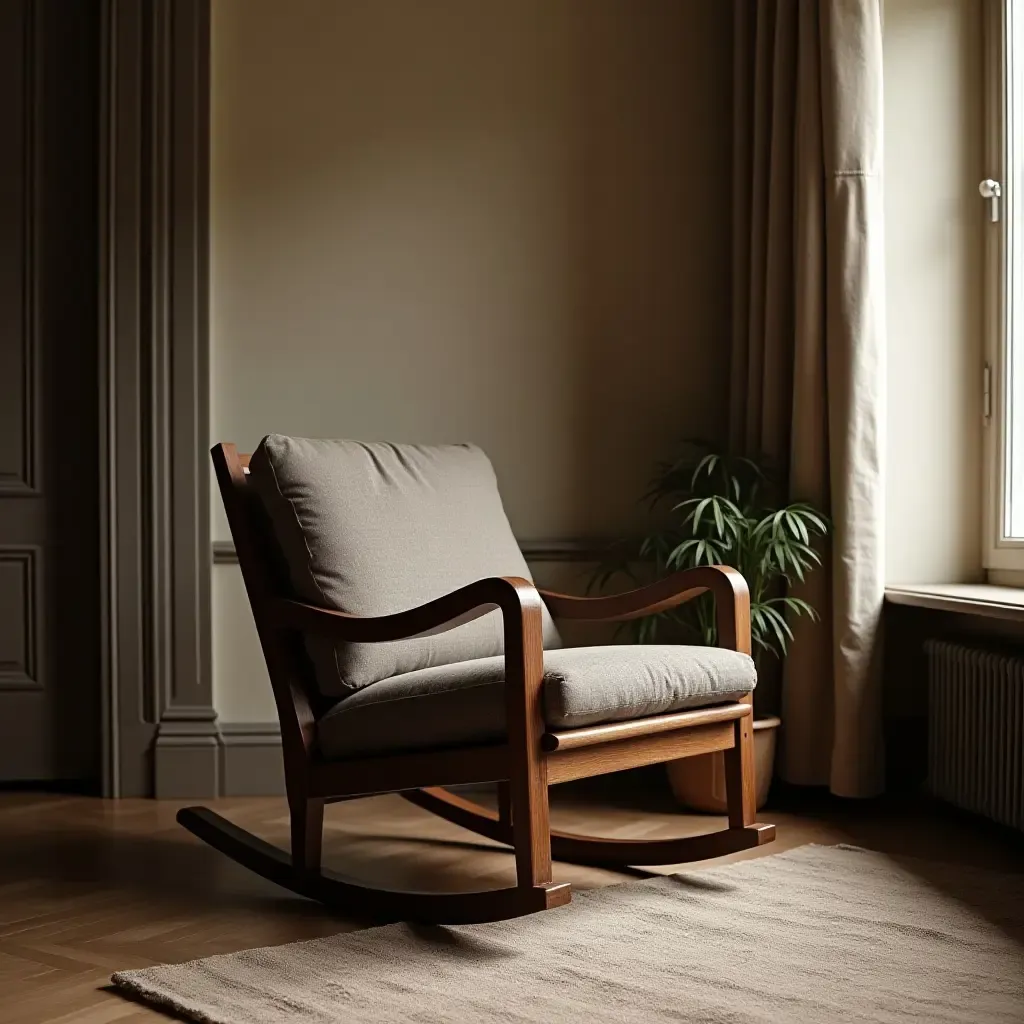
[983, 0, 1023, 573]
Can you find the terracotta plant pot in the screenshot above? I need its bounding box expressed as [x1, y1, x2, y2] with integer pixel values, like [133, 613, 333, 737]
[665, 715, 780, 813]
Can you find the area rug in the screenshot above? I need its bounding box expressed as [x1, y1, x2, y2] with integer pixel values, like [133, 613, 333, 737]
[111, 844, 1024, 1023]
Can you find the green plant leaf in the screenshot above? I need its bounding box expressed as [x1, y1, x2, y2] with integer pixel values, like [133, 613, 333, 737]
[667, 538, 700, 568]
[765, 603, 795, 635]
[749, 605, 782, 658]
[784, 542, 806, 581]
[711, 498, 726, 537]
[689, 453, 719, 490]
[725, 513, 745, 541]
[714, 496, 744, 519]
[786, 509, 809, 544]
[691, 496, 713, 532]
[737, 455, 766, 479]
[788, 540, 823, 567]
[759, 602, 794, 650]
[767, 595, 819, 621]
[595, 440, 829, 660]
[750, 604, 766, 634]
[790, 504, 829, 535]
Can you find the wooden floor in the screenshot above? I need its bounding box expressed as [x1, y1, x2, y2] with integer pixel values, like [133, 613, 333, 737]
[2, 771, 1022, 1023]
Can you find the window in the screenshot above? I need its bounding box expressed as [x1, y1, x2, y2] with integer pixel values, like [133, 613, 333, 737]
[985, 1, 1024, 571]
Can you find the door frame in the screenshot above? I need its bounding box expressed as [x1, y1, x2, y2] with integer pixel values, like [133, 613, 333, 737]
[98, 0, 212, 797]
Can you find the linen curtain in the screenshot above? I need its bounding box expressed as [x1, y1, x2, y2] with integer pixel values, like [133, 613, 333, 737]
[730, 0, 885, 797]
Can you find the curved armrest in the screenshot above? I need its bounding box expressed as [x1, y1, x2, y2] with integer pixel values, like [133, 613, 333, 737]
[268, 576, 548, 767]
[269, 575, 544, 644]
[539, 565, 751, 655]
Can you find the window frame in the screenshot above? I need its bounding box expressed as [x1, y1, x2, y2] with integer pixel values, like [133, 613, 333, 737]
[983, 0, 1024, 573]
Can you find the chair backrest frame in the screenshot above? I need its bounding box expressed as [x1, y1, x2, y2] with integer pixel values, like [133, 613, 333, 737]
[211, 443, 330, 787]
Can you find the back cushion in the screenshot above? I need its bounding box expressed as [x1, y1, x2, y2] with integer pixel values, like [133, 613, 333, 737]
[248, 434, 562, 696]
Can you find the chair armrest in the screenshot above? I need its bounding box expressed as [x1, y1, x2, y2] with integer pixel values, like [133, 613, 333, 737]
[268, 575, 543, 645]
[538, 565, 751, 655]
[268, 576, 548, 769]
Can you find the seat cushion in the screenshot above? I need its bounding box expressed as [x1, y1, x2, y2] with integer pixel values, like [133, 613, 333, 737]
[247, 434, 562, 696]
[316, 645, 756, 759]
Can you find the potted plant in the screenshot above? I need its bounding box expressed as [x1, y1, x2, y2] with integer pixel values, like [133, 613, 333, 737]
[591, 442, 829, 811]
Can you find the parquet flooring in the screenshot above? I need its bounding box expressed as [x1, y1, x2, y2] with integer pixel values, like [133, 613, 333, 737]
[1, 773, 1021, 1023]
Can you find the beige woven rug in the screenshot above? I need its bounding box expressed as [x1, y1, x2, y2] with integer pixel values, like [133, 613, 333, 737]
[112, 844, 1024, 1023]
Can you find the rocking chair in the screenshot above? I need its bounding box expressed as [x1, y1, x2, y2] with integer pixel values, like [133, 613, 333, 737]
[179, 435, 775, 924]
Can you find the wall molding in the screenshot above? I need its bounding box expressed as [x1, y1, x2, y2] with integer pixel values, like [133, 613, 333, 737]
[154, 714, 220, 799]
[220, 722, 285, 796]
[16, 0, 40, 496]
[212, 538, 609, 566]
[0, 1, 41, 498]
[153, 721, 284, 797]
[99, 0, 212, 798]
[0, 546, 42, 691]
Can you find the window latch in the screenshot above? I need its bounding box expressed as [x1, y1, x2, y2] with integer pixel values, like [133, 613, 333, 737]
[979, 179, 1002, 223]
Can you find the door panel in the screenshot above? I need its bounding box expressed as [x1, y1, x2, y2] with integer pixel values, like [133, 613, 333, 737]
[0, 0, 100, 784]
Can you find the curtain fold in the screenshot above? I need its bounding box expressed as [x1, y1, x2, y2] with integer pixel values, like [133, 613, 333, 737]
[730, 0, 885, 798]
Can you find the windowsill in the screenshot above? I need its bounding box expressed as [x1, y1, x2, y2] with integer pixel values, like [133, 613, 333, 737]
[885, 583, 1024, 623]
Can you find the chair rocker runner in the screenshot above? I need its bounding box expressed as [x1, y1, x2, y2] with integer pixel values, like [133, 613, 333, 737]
[180, 436, 775, 925]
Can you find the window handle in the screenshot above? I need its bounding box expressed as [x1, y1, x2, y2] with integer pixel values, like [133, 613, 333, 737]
[980, 179, 1002, 223]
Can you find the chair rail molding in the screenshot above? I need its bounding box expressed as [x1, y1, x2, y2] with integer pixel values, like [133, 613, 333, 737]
[212, 539, 608, 565]
[99, 0, 212, 797]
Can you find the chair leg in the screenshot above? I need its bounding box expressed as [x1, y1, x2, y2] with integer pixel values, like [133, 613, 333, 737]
[510, 757, 553, 887]
[723, 710, 757, 828]
[497, 782, 512, 827]
[290, 796, 325, 874]
[504, 599, 555, 890]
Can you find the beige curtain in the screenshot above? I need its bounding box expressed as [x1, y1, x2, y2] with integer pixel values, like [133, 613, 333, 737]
[730, 0, 885, 797]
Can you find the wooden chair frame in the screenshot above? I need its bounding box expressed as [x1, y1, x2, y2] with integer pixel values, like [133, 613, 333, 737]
[178, 443, 775, 924]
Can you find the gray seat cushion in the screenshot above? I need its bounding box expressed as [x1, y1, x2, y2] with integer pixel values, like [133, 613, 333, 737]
[247, 435, 562, 696]
[317, 645, 756, 759]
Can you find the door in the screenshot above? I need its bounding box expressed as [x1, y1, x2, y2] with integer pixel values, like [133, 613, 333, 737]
[0, 1, 101, 784]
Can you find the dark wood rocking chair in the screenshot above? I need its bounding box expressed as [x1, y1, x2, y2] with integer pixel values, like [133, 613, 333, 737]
[178, 441, 775, 925]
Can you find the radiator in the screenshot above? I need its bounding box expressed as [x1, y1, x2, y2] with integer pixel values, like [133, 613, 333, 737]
[924, 639, 1024, 832]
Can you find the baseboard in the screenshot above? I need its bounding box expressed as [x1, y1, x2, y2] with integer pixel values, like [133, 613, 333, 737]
[154, 718, 221, 799]
[219, 722, 285, 796]
[153, 720, 284, 798]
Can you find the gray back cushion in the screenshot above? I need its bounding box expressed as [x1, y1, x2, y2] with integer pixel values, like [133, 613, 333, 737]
[247, 434, 562, 696]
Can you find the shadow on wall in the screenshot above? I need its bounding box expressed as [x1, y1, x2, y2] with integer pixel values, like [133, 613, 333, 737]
[210, 0, 734, 544]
